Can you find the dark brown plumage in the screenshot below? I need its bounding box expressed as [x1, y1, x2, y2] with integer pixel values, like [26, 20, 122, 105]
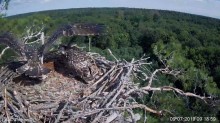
[0, 33, 25, 57]
[58, 45, 94, 82]
[39, 23, 106, 56]
[0, 23, 106, 80]
[39, 23, 106, 82]
[0, 33, 50, 79]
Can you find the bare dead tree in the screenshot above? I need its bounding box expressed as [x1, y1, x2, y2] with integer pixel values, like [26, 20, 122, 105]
[22, 24, 45, 45]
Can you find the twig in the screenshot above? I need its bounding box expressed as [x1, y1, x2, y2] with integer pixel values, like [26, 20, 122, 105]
[4, 87, 10, 123]
[0, 46, 9, 59]
[141, 86, 211, 103]
[107, 49, 119, 62]
[54, 101, 69, 123]
[90, 65, 116, 88]
[22, 24, 44, 44]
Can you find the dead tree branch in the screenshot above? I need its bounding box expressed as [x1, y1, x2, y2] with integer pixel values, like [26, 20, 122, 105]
[22, 24, 45, 45]
[0, 46, 9, 59]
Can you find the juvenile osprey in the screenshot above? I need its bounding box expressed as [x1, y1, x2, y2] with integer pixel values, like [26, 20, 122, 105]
[58, 45, 100, 83]
[0, 23, 106, 79]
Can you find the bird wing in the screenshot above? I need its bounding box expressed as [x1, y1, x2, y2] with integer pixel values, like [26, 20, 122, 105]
[24, 65, 51, 78]
[39, 23, 106, 56]
[16, 60, 51, 78]
[63, 23, 106, 36]
[0, 33, 25, 57]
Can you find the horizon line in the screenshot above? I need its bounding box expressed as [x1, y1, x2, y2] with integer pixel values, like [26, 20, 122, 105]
[6, 7, 220, 20]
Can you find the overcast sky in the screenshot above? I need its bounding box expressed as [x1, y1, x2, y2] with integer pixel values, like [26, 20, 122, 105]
[6, 0, 220, 19]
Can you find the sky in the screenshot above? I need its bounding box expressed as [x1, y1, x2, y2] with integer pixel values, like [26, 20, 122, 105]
[5, 0, 220, 19]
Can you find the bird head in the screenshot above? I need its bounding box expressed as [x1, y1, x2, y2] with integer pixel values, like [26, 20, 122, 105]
[58, 45, 68, 55]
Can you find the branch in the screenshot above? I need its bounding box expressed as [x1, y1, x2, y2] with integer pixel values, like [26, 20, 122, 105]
[147, 67, 181, 87]
[22, 24, 45, 45]
[70, 104, 162, 120]
[141, 86, 211, 103]
[0, 46, 9, 59]
[107, 49, 119, 62]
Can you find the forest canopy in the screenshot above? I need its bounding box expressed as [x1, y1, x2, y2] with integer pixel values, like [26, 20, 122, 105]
[0, 8, 219, 122]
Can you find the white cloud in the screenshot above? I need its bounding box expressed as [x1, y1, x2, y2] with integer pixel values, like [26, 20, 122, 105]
[194, 0, 220, 1]
[41, 0, 53, 3]
[11, 0, 54, 4]
[10, 0, 35, 6]
[12, 0, 31, 4]
[194, 0, 205, 2]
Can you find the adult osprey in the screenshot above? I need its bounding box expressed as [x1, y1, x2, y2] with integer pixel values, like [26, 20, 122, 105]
[0, 23, 106, 79]
[0, 33, 50, 78]
[39, 23, 106, 57]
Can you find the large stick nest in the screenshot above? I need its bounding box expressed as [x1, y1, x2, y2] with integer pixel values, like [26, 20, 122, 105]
[0, 49, 217, 123]
[0, 50, 154, 123]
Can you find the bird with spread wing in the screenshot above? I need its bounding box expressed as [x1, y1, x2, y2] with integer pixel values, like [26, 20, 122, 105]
[0, 23, 106, 81]
[39, 23, 106, 56]
[0, 33, 50, 79]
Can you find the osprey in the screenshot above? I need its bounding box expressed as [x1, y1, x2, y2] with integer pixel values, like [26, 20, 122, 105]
[0, 33, 50, 79]
[0, 23, 106, 80]
[39, 23, 106, 56]
[58, 44, 100, 83]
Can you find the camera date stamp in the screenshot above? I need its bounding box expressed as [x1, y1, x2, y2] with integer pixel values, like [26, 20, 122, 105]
[169, 116, 217, 122]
